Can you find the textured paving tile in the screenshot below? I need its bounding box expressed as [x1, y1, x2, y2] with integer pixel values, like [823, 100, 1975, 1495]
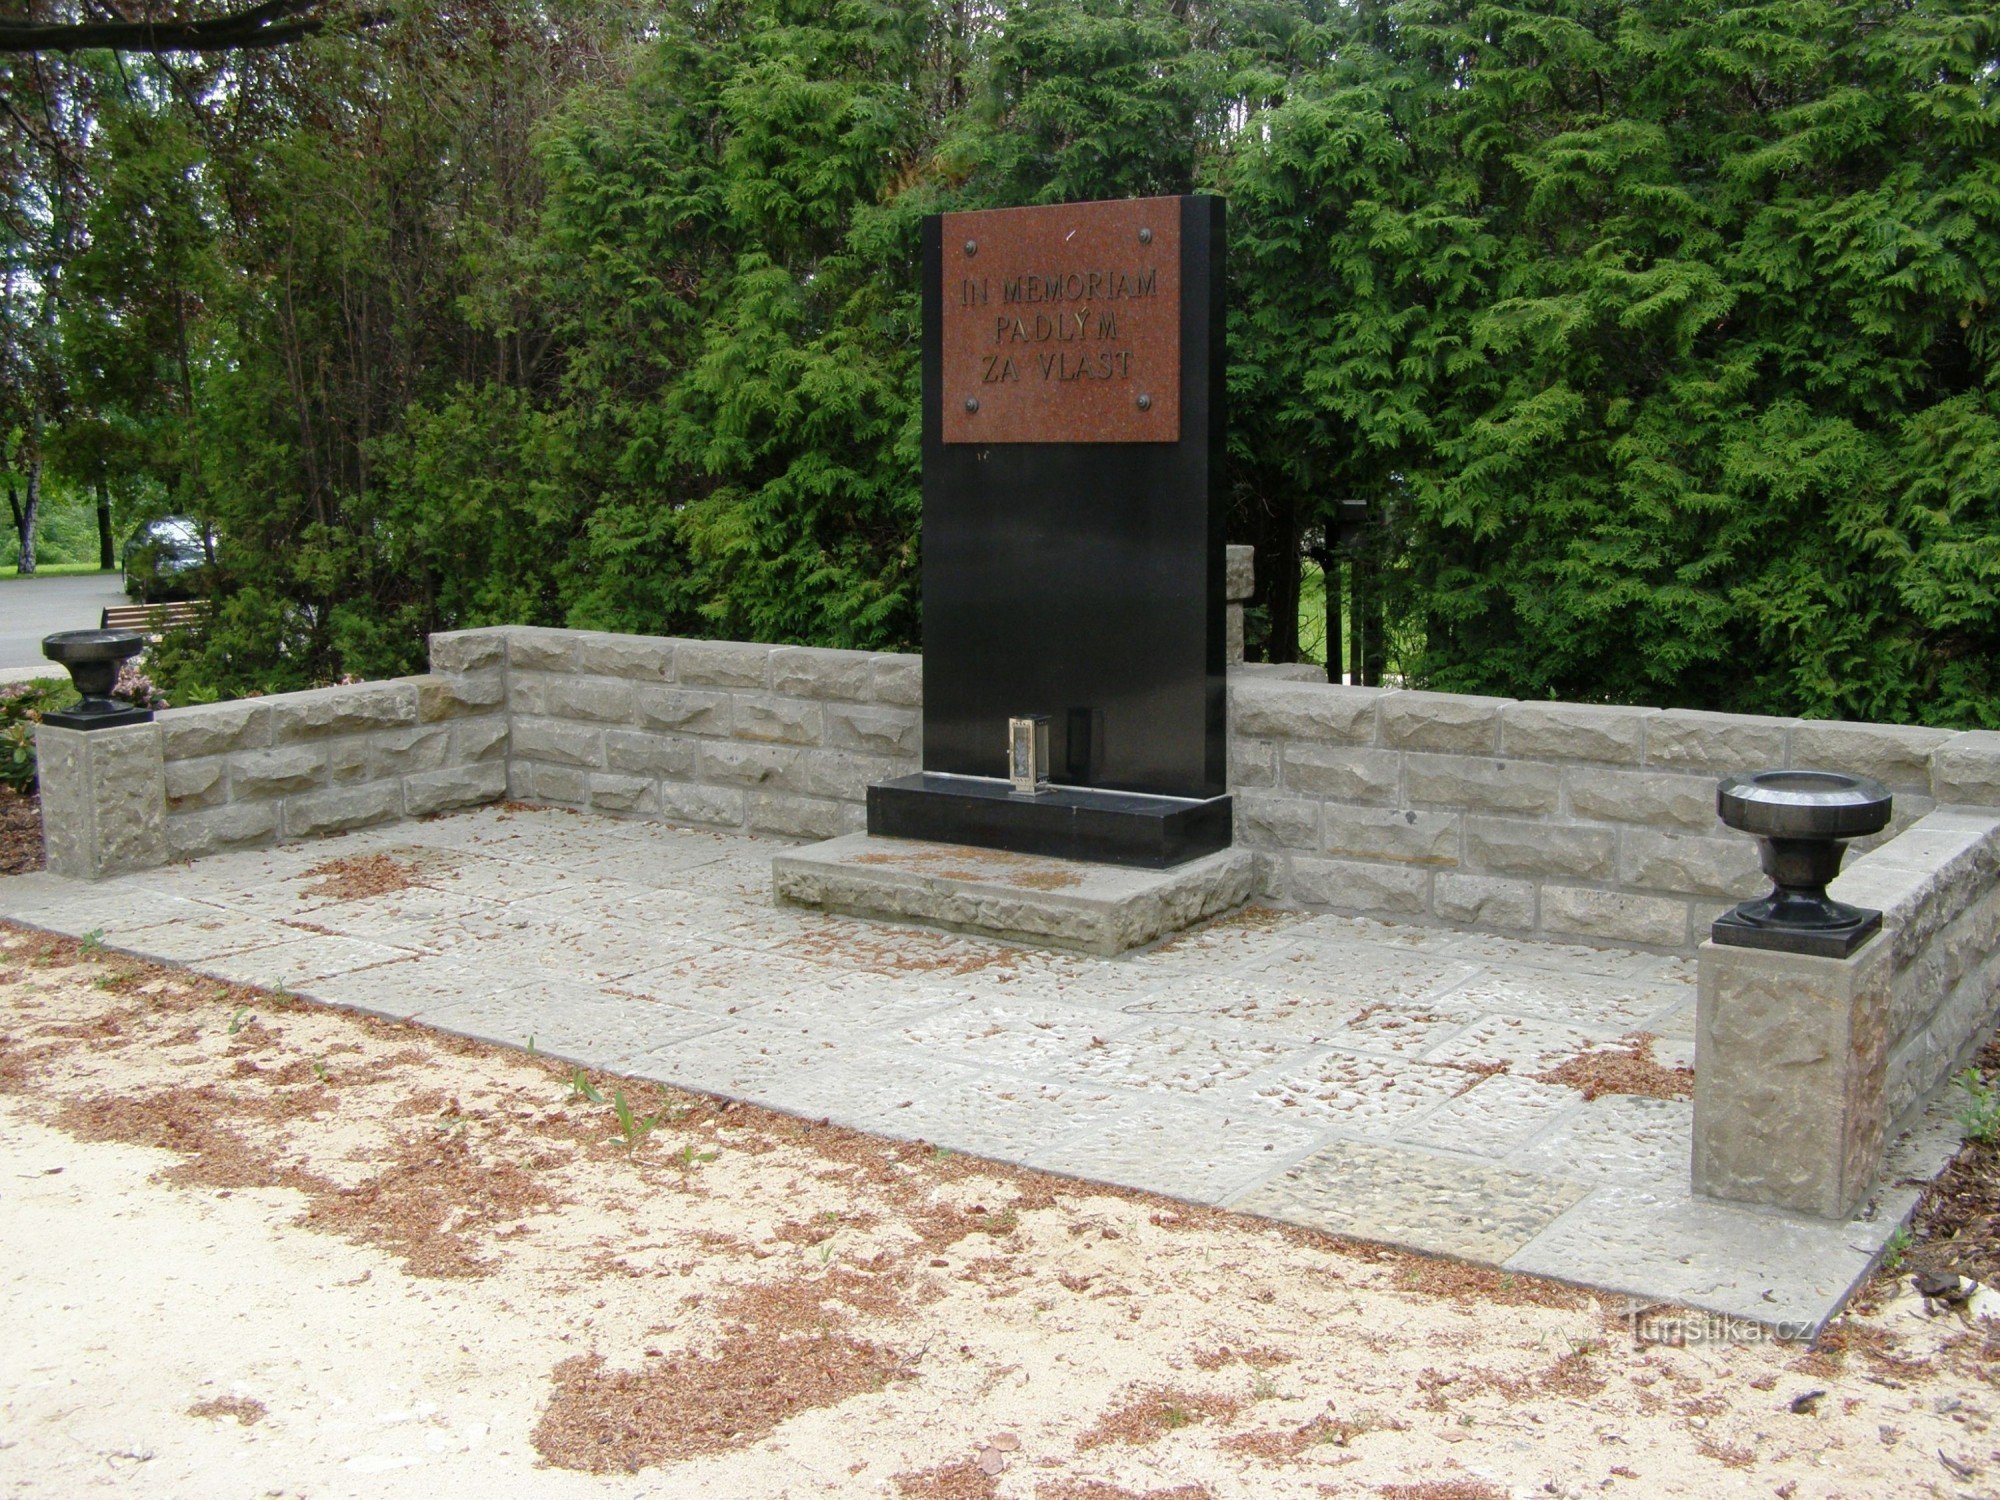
[1042, 1021, 1311, 1098]
[1025, 1098, 1325, 1203]
[305, 954, 500, 1021]
[114, 908, 300, 964]
[890, 998, 1140, 1072]
[1111, 974, 1369, 1044]
[421, 979, 730, 1067]
[1233, 1140, 1591, 1262]
[1245, 1047, 1469, 1136]
[195, 934, 414, 991]
[1423, 1012, 1623, 1072]
[1504, 1094, 1693, 1189]
[874, 1075, 1127, 1159]
[1433, 970, 1689, 1033]
[1443, 931, 1651, 978]
[1392, 1074, 1584, 1158]
[1321, 1001, 1480, 1060]
[1236, 943, 1479, 1003]
[1505, 1184, 1901, 1331]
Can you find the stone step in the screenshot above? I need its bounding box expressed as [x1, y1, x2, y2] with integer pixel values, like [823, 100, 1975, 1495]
[772, 833, 1256, 957]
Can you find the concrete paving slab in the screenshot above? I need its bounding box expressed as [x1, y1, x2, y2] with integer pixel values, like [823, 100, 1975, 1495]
[0, 801, 1956, 1332]
[1234, 1138, 1593, 1264]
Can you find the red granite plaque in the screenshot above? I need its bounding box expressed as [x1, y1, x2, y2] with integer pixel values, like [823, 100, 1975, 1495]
[940, 197, 1181, 444]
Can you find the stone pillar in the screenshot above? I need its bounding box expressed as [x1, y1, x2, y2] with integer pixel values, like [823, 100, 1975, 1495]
[1225, 544, 1253, 666]
[1693, 936, 1892, 1219]
[36, 722, 169, 881]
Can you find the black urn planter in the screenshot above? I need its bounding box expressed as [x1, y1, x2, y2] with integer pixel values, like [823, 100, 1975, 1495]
[1712, 769, 1892, 958]
[40, 630, 153, 730]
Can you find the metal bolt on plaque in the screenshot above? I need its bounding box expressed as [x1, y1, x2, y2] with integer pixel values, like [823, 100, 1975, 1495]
[1008, 716, 1050, 796]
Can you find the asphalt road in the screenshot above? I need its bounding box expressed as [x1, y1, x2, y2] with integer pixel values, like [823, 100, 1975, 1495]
[0, 572, 129, 671]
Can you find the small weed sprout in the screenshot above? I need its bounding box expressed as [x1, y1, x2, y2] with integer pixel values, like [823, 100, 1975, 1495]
[79, 929, 105, 956]
[569, 1069, 603, 1104]
[311, 1059, 330, 1083]
[227, 1006, 251, 1035]
[1881, 1225, 1913, 1273]
[612, 1090, 673, 1149]
[1953, 1068, 2000, 1144]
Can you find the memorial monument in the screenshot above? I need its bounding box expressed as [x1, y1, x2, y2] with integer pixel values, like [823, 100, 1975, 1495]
[866, 194, 1232, 869]
[774, 193, 1251, 951]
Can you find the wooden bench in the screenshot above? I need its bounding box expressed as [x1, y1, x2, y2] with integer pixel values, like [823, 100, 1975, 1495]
[101, 599, 211, 637]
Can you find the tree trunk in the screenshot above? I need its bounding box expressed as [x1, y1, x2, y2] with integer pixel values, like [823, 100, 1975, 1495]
[15, 451, 40, 576]
[95, 474, 113, 570]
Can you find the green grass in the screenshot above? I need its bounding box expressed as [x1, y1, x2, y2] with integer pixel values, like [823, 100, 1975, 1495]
[0, 563, 117, 579]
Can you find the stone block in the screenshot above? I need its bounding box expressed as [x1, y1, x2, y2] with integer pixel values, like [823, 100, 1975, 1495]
[1228, 735, 1276, 790]
[282, 781, 403, 839]
[632, 686, 733, 737]
[791, 749, 903, 803]
[1694, 938, 1893, 1219]
[1645, 709, 1792, 774]
[1226, 604, 1244, 665]
[697, 741, 803, 790]
[269, 681, 419, 743]
[1230, 681, 1383, 745]
[426, 627, 509, 675]
[530, 762, 590, 805]
[36, 723, 168, 881]
[603, 729, 698, 780]
[869, 653, 923, 707]
[404, 761, 507, 817]
[535, 673, 635, 726]
[1235, 792, 1319, 852]
[1564, 765, 1716, 832]
[747, 792, 852, 841]
[326, 738, 371, 785]
[370, 726, 452, 778]
[165, 799, 281, 860]
[158, 701, 272, 761]
[1464, 817, 1614, 879]
[451, 717, 509, 763]
[676, 639, 771, 689]
[1931, 730, 2000, 806]
[733, 694, 823, 746]
[588, 773, 657, 815]
[1789, 719, 1952, 788]
[774, 834, 1256, 957]
[416, 670, 505, 722]
[1540, 886, 1688, 948]
[163, 757, 226, 811]
[657, 781, 745, 829]
[1434, 873, 1536, 931]
[574, 632, 675, 682]
[1323, 806, 1460, 866]
[1281, 744, 1402, 803]
[1283, 854, 1430, 916]
[1501, 701, 1653, 764]
[1618, 828, 1764, 900]
[771, 646, 875, 702]
[1404, 753, 1561, 815]
[1225, 544, 1254, 603]
[1378, 691, 1509, 754]
[509, 717, 604, 769]
[506, 626, 577, 672]
[231, 745, 327, 798]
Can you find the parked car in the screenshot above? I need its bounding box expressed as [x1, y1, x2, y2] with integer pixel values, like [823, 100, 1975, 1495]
[122, 517, 215, 602]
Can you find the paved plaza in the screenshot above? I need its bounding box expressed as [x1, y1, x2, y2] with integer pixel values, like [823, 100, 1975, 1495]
[0, 804, 1953, 1329]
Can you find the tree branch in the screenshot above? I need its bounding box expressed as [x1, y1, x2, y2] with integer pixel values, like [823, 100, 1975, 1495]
[0, 1, 384, 55]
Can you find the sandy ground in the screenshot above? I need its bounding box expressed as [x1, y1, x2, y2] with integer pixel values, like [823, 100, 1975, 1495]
[1, 923, 1997, 1500]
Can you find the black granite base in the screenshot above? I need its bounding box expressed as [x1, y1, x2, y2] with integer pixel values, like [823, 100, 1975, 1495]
[41, 706, 154, 731]
[1711, 907, 1883, 959]
[866, 772, 1231, 870]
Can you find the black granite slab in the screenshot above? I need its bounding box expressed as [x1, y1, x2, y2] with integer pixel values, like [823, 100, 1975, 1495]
[868, 773, 1231, 870]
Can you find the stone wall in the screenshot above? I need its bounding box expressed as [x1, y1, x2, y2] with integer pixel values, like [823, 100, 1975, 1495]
[37, 639, 508, 879]
[493, 626, 922, 843]
[1226, 675, 2000, 953]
